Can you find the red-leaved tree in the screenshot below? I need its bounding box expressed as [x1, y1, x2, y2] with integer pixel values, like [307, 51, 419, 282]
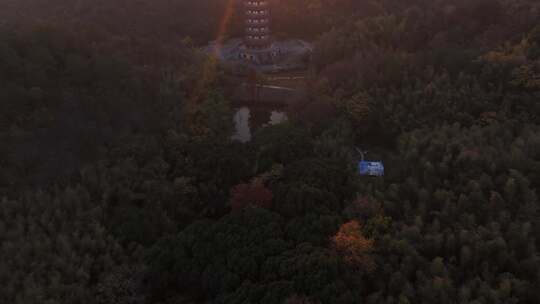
[230, 180, 273, 210]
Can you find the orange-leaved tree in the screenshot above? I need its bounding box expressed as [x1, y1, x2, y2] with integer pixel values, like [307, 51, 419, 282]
[332, 220, 376, 273]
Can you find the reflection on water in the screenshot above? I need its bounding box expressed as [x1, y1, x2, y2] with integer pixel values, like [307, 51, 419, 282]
[232, 107, 288, 143]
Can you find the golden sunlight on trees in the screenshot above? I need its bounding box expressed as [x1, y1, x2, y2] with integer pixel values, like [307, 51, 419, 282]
[332, 220, 376, 273]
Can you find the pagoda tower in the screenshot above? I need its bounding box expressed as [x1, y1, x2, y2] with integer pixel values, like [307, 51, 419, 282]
[240, 0, 279, 64]
[206, 0, 312, 71]
[243, 0, 272, 49]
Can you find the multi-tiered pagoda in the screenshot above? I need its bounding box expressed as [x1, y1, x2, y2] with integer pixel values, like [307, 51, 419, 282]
[240, 0, 279, 64]
[206, 0, 313, 72]
[244, 0, 271, 49]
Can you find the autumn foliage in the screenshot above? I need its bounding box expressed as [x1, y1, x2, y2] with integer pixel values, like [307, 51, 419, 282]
[332, 220, 376, 273]
[344, 197, 382, 221]
[230, 180, 273, 210]
[3, 0, 540, 303]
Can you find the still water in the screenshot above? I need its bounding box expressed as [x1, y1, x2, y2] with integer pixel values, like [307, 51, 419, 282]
[232, 107, 288, 143]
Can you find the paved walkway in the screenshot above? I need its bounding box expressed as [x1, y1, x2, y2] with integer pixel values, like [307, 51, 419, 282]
[233, 83, 306, 106]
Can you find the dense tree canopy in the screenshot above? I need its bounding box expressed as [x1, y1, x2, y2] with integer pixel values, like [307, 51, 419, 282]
[1, 0, 539, 303]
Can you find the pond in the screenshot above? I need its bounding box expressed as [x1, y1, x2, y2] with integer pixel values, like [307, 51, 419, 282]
[232, 106, 288, 143]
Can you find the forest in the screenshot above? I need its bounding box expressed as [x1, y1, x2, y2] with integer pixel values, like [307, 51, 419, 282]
[1, 0, 539, 303]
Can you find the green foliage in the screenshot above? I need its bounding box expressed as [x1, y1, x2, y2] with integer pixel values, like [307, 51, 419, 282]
[2, 1, 540, 304]
[0, 188, 131, 303]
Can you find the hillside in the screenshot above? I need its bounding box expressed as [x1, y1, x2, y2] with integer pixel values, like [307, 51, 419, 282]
[1, 1, 539, 303]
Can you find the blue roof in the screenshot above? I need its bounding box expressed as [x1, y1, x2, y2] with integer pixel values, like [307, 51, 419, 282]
[359, 161, 384, 177]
